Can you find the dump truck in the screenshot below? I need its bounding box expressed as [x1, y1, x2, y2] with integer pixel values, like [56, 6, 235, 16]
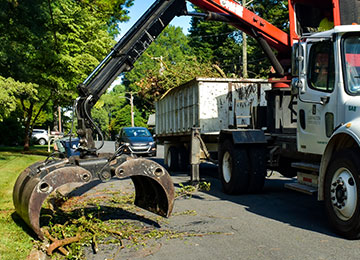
[13, 0, 360, 240]
[155, 77, 271, 170]
[155, 0, 360, 239]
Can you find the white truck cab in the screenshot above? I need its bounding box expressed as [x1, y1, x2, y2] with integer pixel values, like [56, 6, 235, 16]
[292, 26, 360, 238]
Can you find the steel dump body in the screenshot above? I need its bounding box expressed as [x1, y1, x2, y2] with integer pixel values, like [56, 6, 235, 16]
[155, 77, 271, 137]
[155, 77, 273, 175]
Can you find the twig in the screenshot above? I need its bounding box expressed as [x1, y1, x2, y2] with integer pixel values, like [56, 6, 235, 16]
[43, 229, 69, 256]
[212, 64, 227, 78]
[92, 234, 98, 254]
[47, 233, 81, 256]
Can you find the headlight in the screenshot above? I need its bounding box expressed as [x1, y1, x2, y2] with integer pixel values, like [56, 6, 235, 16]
[121, 142, 131, 146]
[149, 141, 155, 145]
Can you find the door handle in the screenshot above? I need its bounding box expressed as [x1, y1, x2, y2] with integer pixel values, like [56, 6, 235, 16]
[320, 96, 330, 104]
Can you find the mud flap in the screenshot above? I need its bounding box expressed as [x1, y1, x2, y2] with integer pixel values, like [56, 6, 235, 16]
[13, 157, 174, 240]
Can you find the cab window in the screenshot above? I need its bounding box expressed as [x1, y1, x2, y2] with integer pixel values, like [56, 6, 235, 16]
[307, 40, 335, 92]
[342, 34, 360, 95]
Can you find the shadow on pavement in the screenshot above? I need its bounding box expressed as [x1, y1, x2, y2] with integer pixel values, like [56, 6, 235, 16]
[150, 157, 337, 238]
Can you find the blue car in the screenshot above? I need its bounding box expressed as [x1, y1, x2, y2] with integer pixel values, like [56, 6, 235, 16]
[115, 127, 156, 157]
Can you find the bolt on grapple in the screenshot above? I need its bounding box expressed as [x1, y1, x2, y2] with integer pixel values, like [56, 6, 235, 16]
[13, 154, 175, 240]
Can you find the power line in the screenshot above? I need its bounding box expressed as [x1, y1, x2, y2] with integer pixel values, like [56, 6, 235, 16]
[187, 31, 239, 39]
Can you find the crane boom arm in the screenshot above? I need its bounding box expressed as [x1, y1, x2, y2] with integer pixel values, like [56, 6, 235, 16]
[76, 0, 186, 155]
[189, 0, 291, 54]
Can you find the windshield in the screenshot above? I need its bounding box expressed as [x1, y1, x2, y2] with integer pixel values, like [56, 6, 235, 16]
[343, 34, 360, 95]
[124, 128, 151, 137]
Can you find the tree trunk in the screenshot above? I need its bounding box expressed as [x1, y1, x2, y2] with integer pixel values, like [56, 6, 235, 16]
[23, 103, 34, 151]
[22, 95, 51, 151]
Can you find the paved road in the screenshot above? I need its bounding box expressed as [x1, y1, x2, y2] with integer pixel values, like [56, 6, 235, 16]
[87, 142, 360, 259]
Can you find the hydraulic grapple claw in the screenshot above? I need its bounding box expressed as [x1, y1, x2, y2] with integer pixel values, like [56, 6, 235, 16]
[13, 156, 174, 240]
[115, 158, 174, 217]
[13, 160, 93, 240]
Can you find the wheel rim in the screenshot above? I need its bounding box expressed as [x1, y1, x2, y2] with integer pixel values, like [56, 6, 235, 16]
[330, 167, 357, 221]
[39, 139, 45, 145]
[222, 151, 232, 183]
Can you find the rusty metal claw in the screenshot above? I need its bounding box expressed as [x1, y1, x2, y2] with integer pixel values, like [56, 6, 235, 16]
[13, 161, 93, 240]
[115, 158, 174, 217]
[13, 156, 175, 240]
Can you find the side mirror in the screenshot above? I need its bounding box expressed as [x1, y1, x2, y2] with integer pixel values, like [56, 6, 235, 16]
[291, 42, 306, 76]
[291, 43, 300, 77]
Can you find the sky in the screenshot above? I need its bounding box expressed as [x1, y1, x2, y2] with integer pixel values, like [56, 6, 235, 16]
[117, 0, 193, 39]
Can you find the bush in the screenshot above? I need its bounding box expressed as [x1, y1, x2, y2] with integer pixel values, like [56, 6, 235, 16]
[0, 116, 25, 146]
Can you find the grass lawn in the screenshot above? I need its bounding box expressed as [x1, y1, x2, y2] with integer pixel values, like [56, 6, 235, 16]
[0, 147, 47, 260]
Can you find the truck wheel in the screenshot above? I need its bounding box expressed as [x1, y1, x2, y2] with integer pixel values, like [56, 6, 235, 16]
[324, 149, 360, 239]
[167, 147, 179, 171]
[178, 146, 189, 171]
[248, 146, 266, 193]
[38, 138, 46, 145]
[219, 139, 250, 194]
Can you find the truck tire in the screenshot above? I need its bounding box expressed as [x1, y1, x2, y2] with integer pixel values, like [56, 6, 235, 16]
[248, 146, 266, 193]
[167, 147, 179, 171]
[324, 148, 360, 239]
[219, 139, 250, 194]
[178, 146, 189, 171]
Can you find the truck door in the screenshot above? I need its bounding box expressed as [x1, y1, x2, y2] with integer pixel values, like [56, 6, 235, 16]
[297, 39, 337, 154]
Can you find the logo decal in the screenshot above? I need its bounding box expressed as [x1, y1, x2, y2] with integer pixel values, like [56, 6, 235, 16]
[349, 106, 357, 112]
[220, 0, 244, 17]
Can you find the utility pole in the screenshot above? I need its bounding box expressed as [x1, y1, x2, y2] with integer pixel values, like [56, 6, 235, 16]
[242, 0, 248, 78]
[58, 106, 62, 133]
[120, 93, 135, 127]
[130, 92, 134, 127]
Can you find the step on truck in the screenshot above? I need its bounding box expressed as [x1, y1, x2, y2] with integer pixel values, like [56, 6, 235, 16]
[13, 0, 360, 240]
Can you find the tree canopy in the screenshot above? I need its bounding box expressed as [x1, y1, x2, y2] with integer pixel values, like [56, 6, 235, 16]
[123, 25, 221, 115]
[188, 0, 288, 77]
[0, 0, 133, 148]
[0, 0, 290, 147]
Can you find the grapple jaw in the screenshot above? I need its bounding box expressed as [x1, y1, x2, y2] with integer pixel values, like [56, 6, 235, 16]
[115, 158, 174, 217]
[13, 156, 174, 240]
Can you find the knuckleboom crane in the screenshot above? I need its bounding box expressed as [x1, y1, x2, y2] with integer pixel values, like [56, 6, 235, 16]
[13, 0, 360, 240]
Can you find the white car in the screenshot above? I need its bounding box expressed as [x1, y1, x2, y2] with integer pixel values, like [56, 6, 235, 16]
[31, 129, 49, 145]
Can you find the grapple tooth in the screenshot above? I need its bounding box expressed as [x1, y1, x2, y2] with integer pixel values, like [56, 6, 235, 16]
[13, 157, 175, 240]
[115, 158, 175, 217]
[13, 161, 93, 240]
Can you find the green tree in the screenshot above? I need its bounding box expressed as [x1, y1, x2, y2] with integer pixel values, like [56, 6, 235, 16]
[188, 17, 242, 73]
[188, 0, 288, 77]
[110, 104, 147, 134]
[0, 77, 37, 122]
[0, 0, 133, 149]
[124, 25, 220, 118]
[91, 84, 127, 140]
